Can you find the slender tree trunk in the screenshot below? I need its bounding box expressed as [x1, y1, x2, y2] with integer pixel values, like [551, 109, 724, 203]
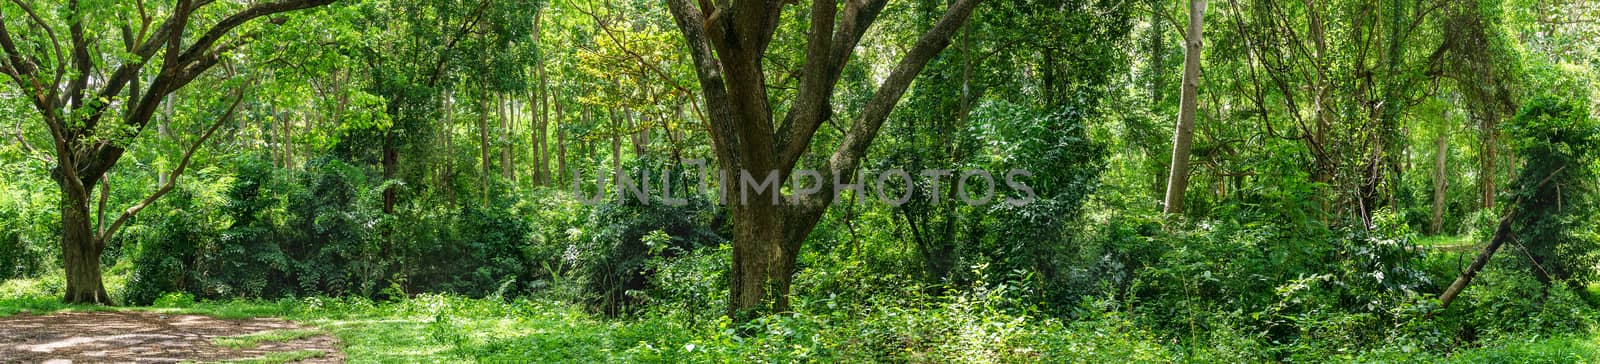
[533, 7, 551, 186]
[556, 98, 568, 185]
[610, 110, 623, 195]
[534, 93, 546, 186]
[443, 90, 456, 201]
[630, 113, 648, 156]
[1146, 0, 1168, 197]
[501, 95, 513, 181]
[157, 97, 174, 186]
[1437, 213, 1513, 309]
[1481, 130, 1496, 209]
[1431, 135, 1448, 234]
[1309, 0, 1334, 215]
[583, 107, 594, 169]
[283, 114, 295, 169]
[480, 94, 492, 201]
[1163, 0, 1205, 215]
[537, 96, 550, 185]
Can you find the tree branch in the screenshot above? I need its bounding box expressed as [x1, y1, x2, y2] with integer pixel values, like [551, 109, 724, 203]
[8, 0, 66, 104]
[174, 0, 337, 70]
[776, 0, 889, 174]
[425, 0, 491, 87]
[66, 0, 93, 111]
[0, 10, 74, 166]
[774, 0, 839, 170]
[78, 0, 330, 181]
[820, 0, 981, 188]
[97, 89, 245, 244]
[1435, 165, 1567, 310]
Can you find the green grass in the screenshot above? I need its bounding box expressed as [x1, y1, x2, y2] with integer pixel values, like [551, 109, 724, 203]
[1415, 235, 1470, 248]
[213, 329, 324, 349]
[5, 275, 1600, 363]
[1443, 334, 1600, 363]
[225, 349, 326, 364]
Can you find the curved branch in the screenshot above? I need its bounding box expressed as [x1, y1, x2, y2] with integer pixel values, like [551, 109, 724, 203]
[97, 89, 245, 244]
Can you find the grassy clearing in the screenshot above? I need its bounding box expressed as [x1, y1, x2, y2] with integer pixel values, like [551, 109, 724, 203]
[213, 329, 325, 349]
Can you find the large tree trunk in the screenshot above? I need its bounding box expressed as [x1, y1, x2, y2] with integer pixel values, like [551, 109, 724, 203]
[1163, 0, 1205, 215]
[61, 185, 111, 304]
[727, 203, 793, 318]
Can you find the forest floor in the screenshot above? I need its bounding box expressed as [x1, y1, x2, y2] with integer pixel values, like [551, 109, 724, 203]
[0, 310, 340, 363]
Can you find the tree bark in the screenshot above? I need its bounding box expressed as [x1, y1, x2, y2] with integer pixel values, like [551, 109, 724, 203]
[1163, 0, 1205, 215]
[62, 185, 111, 304]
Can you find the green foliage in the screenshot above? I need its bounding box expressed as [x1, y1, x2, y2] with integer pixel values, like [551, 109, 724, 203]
[124, 154, 547, 303]
[125, 190, 220, 306]
[0, 170, 58, 283]
[1503, 95, 1600, 282]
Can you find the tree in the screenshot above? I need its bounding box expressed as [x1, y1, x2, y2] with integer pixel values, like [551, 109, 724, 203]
[1162, 0, 1203, 215]
[664, 0, 981, 319]
[0, 0, 335, 304]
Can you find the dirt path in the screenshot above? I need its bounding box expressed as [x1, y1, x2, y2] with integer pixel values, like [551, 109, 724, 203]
[0, 311, 341, 363]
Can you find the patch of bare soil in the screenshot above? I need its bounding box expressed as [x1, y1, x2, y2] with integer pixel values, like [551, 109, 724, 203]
[0, 311, 342, 363]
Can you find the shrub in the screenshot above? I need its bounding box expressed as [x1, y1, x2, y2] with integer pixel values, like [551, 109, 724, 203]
[573, 189, 724, 315]
[124, 191, 215, 306]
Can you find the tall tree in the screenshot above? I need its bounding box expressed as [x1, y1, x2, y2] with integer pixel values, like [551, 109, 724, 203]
[1163, 0, 1204, 215]
[0, 0, 334, 304]
[664, 0, 981, 319]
